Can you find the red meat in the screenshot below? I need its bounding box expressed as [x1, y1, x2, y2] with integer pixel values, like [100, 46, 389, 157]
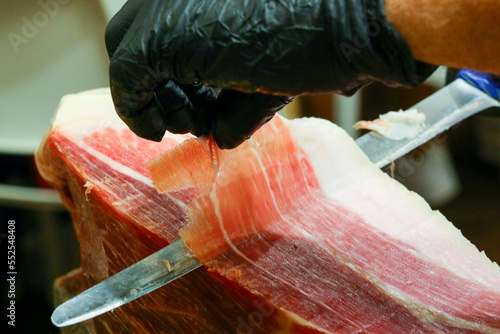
[37, 89, 308, 333]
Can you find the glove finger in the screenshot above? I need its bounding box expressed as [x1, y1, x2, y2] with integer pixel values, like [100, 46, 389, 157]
[111, 62, 217, 141]
[105, 0, 145, 59]
[110, 52, 169, 141]
[174, 83, 219, 137]
[116, 99, 168, 142]
[156, 81, 217, 136]
[211, 90, 293, 149]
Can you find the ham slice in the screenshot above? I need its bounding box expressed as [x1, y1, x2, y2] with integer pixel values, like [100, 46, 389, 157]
[38, 88, 500, 333]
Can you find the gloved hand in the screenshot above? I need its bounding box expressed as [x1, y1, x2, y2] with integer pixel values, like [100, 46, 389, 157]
[106, 0, 436, 149]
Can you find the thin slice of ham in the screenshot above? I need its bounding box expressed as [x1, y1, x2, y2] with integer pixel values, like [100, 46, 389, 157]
[150, 114, 500, 333]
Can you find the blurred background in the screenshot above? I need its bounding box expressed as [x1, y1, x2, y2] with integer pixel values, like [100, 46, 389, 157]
[0, 1, 125, 332]
[0, 1, 498, 333]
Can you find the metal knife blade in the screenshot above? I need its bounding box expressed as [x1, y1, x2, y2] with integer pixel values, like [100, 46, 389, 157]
[51, 78, 500, 327]
[51, 240, 202, 327]
[356, 78, 500, 168]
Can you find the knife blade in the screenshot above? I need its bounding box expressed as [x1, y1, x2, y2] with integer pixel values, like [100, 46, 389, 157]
[51, 76, 500, 328]
[357, 77, 499, 168]
[52, 239, 201, 327]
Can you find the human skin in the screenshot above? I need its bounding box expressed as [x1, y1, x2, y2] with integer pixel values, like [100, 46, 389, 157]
[385, 0, 500, 75]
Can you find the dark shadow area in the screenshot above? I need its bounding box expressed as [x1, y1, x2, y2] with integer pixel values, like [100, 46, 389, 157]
[1, 153, 80, 334]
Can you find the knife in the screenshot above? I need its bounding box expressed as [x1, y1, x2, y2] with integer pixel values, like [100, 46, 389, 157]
[51, 70, 500, 327]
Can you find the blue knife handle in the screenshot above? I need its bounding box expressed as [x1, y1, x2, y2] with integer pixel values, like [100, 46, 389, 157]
[458, 69, 500, 100]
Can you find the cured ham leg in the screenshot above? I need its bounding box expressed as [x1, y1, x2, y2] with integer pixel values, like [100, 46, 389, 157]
[38, 88, 500, 333]
[150, 115, 500, 333]
[37, 89, 314, 333]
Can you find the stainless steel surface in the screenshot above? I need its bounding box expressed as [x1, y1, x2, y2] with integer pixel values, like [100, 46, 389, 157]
[51, 239, 201, 327]
[51, 78, 500, 327]
[355, 79, 500, 168]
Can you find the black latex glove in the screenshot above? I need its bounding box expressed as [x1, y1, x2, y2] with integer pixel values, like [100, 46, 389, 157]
[106, 0, 436, 149]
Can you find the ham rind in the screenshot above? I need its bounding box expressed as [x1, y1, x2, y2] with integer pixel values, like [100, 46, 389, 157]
[150, 116, 500, 333]
[37, 89, 322, 333]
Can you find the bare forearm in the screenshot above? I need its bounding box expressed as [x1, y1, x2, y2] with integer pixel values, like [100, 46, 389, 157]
[385, 0, 500, 74]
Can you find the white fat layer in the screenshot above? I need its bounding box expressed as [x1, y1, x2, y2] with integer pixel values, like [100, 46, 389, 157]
[52, 88, 126, 133]
[276, 308, 327, 333]
[80, 142, 154, 186]
[287, 117, 500, 288]
[355, 108, 426, 140]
